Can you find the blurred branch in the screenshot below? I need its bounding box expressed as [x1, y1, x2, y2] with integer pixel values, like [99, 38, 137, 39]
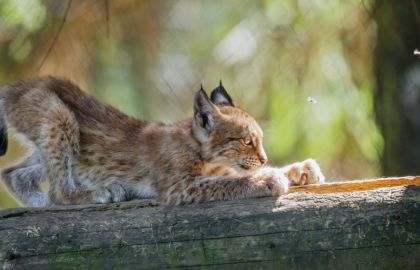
[104, 0, 110, 38]
[37, 0, 73, 70]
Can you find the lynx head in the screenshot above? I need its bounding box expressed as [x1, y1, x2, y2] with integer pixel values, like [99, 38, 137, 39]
[193, 82, 267, 172]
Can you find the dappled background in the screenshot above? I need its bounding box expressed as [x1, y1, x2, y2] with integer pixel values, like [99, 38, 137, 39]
[0, 0, 419, 208]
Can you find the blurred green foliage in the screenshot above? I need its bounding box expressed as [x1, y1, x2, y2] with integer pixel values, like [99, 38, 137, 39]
[0, 0, 382, 208]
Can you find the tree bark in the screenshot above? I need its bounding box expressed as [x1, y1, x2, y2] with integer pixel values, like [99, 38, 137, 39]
[0, 178, 419, 270]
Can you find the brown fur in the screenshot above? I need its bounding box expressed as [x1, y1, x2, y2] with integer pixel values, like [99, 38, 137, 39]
[0, 77, 324, 206]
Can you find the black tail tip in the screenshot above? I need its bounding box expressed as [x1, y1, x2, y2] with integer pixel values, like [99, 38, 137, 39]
[0, 128, 7, 156]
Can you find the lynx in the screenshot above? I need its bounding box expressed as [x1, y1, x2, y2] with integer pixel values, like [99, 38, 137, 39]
[0, 77, 324, 207]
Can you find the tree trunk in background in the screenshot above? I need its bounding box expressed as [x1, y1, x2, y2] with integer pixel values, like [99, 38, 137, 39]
[373, 1, 420, 175]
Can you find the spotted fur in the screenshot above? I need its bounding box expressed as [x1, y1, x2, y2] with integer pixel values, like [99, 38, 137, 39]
[0, 77, 324, 206]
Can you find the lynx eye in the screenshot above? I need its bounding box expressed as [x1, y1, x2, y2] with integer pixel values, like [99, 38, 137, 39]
[241, 136, 252, 146]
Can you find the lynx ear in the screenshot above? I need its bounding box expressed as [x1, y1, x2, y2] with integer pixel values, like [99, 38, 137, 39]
[210, 81, 235, 107]
[194, 85, 218, 131]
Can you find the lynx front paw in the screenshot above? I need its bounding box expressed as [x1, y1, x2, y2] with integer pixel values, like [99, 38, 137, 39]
[286, 159, 325, 186]
[255, 167, 289, 195]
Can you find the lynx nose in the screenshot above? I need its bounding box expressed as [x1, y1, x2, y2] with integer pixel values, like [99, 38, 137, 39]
[258, 146, 268, 165]
[259, 156, 268, 165]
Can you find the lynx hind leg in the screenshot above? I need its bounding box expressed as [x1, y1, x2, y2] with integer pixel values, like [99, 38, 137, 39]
[3, 86, 127, 205]
[28, 92, 104, 205]
[35, 98, 107, 205]
[39, 116, 128, 205]
[1, 153, 50, 207]
[38, 103, 129, 204]
[284, 159, 325, 186]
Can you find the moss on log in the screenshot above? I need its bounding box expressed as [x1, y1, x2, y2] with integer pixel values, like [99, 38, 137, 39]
[0, 177, 419, 269]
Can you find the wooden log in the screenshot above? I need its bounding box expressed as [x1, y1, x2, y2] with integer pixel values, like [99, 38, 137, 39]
[0, 177, 419, 269]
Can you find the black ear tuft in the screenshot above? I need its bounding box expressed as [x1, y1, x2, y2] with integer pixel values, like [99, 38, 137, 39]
[210, 81, 235, 107]
[194, 87, 216, 131]
[0, 127, 7, 156]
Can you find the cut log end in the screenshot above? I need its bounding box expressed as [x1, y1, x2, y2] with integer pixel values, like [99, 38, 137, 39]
[289, 176, 420, 194]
